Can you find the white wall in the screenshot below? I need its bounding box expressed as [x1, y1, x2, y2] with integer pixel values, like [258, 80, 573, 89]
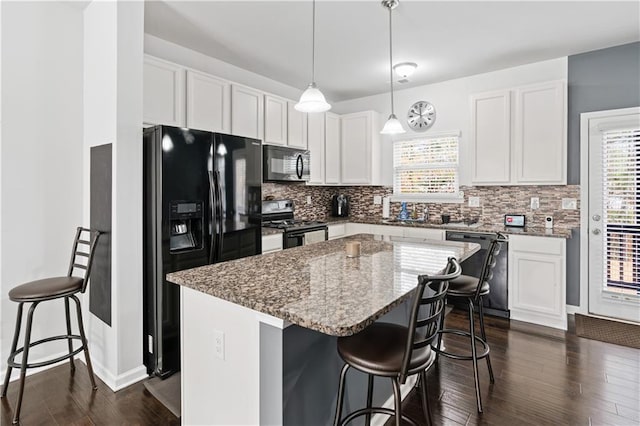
[332, 57, 568, 186]
[145, 34, 304, 101]
[1, 1, 84, 380]
[83, 0, 146, 390]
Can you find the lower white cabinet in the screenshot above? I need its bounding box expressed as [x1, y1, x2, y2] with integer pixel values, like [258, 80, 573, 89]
[369, 224, 404, 237]
[402, 228, 445, 240]
[508, 235, 566, 330]
[328, 223, 346, 240]
[262, 233, 283, 254]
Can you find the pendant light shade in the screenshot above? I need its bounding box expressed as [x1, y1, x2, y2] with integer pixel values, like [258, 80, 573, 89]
[296, 0, 331, 113]
[380, 0, 405, 134]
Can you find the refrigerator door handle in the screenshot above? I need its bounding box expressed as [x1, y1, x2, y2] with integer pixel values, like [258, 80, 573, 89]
[208, 170, 217, 264]
[296, 154, 303, 179]
[215, 170, 224, 261]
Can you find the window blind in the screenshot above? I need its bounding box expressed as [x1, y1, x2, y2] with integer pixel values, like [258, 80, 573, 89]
[393, 135, 459, 196]
[603, 127, 639, 293]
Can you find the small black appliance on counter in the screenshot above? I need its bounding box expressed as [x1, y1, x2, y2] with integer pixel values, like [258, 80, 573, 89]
[331, 194, 350, 217]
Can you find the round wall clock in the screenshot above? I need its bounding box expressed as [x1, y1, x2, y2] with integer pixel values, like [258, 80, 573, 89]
[407, 101, 436, 132]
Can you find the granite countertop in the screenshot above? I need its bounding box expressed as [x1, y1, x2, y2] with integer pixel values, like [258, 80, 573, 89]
[167, 234, 480, 337]
[321, 217, 573, 238]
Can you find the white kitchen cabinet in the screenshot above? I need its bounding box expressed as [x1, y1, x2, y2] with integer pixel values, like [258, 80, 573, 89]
[470, 90, 511, 185]
[508, 235, 566, 330]
[307, 113, 325, 184]
[231, 85, 264, 140]
[345, 223, 371, 236]
[262, 233, 283, 254]
[369, 224, 404, 237]
[186, 70, 230, 133]
[325, 113, 341, 184]
[327, 223, 346, 240]
[287, 102, 308, 149]
[264, 95, 288, 145]
[469, 80, 566, 186]
[340, 111, 382, 185]
[403, 228, 445, 240]
[514, 81, 566, 184]
[143, 55, 185, 127]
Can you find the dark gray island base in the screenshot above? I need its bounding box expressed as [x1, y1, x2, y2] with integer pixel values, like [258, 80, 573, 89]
[169, 234, 480, 424]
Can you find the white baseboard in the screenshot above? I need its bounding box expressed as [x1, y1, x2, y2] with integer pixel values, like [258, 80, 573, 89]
[90, 360, 148, 391]
[566, 305, 584, 315]
[371, 374, 418, 426]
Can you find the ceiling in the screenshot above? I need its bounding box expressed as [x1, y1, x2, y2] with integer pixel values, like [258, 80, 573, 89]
[144, 1, 640, 102]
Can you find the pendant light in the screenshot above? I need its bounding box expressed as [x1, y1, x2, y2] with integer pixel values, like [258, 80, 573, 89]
[295, 0, 331, 113]
[380, 0, 406, 134]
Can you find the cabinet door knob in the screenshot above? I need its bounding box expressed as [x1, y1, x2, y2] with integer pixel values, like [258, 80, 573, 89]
[592, 214, 601, 222]
[592, 228, 601, 235]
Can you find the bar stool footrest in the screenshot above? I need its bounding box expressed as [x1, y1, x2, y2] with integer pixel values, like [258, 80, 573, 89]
[340, 406, 419, 426]
[433, 329, 490, 360]
[8, 335, 84, 369]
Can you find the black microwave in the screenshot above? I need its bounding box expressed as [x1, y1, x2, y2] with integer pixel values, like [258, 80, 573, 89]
[263, 145, 310, 182]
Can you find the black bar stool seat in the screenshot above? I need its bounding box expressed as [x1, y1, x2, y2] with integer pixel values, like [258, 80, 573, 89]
[9, 276, 83, 302]
[338, 323, 436, 377]
[1, 227, 101, 425]
[446, 275, 489, 298]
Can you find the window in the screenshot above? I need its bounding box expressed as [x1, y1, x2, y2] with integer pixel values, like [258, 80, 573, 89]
[392, 132, 461, 201]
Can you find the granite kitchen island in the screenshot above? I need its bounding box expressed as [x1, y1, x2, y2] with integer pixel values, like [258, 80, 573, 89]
[167, 234, 479, 425]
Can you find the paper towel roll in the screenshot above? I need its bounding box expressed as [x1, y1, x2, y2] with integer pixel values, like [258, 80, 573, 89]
[382, 197, 390, 218]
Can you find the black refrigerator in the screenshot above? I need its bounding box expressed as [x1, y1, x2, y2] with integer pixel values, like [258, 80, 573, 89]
[143, 125, 262, 378]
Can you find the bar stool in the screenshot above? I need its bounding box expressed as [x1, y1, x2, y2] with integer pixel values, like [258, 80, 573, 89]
[432, 232, 506, 413]
[333, 257, 461, 426]
[1, 227, 101, 424]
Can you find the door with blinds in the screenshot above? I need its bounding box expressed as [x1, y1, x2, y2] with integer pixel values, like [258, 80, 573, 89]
[585, 107, 640, 322]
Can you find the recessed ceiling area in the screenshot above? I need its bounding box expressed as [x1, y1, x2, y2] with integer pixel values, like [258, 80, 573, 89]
[144, 1, 640, 102]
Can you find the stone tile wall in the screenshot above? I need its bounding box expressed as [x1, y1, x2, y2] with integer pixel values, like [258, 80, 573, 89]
[262, 184, 581, 229]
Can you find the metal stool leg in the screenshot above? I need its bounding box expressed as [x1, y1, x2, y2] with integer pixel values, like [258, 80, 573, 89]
[333, 363, 350, 426]
[391, 377, 402, 426]
[71, 295, 97, 390]
[365, 374, 374, 426]
[477, 299, 494, 383]
[419, 369, 433, 426]
[64, 297, 76, 373]
[1, 303, 24, 398]
[13, 302, 38, 424]
[468, 299, 483, 413]
[434, 301, 446, 364]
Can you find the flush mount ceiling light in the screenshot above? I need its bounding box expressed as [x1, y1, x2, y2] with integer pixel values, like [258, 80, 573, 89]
[380, 0, 406, 135]
[393, 62, 417, 79]
[295, 0, 331, 113]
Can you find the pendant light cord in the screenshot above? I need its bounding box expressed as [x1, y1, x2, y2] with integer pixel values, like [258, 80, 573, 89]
[388, 5, 395, 115]
[311, 0, 316, 84]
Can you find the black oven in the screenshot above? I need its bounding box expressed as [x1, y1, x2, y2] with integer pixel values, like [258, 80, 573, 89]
[284, 228, 329, 249]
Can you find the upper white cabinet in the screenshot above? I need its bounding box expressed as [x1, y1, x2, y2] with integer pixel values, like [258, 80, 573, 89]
[470, 80, 566, 185]
[231, 85, 264, 140]
[514, 81, 566, 184]
[340, 111, 382, 185]
[186, 70, 230, 133]
[470, 90, 511, 184]
[508, 235, 566, 330]
[264, 95, 288, 145]
[307, 112, 325, 185]
[325, 113, 341, 184]
[287, 102, 308, 149]
[143, 56, 185, 127]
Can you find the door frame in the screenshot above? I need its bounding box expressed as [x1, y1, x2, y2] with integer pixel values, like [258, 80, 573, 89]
[579, 106, 640, 319]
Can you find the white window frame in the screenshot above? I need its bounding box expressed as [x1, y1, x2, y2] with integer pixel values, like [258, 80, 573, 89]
[390, 130, 464, 203]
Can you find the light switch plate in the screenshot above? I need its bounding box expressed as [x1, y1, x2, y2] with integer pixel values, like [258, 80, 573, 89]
[530, 197, 540, 210]
[468, 196, 480, 207]
[373, 195, 382, 205]
[562, 198, 577, 210]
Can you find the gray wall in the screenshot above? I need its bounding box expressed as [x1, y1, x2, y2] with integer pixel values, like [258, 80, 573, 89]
[565, 42, 640, 306]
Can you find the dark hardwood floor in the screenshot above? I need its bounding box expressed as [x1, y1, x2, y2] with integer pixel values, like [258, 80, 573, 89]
[2, 310, 639, 425]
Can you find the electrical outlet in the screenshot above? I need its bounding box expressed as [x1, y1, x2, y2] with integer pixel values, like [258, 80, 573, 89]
[468, 196, 480, 207]
[562, 198, 577, 210]
[373, 195, 382, 205]
[306, 196, 312, 205]
[530, 197, 540, 210]
[213, 330, 225, 360]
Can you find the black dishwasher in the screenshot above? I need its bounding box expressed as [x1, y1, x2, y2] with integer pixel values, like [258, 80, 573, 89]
[445, 231, 509, 318]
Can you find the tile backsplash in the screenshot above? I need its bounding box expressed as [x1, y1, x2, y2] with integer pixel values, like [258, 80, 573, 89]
[262, 184, 580, 229]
